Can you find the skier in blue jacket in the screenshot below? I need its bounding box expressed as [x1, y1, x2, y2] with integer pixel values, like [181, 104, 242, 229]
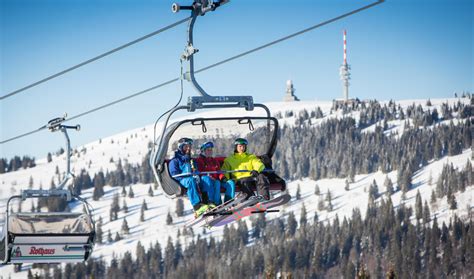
[169, 138, 211, 217]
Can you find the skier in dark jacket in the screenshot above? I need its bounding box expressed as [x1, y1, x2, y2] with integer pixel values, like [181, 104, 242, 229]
[196, 141, 235, 205]
[169, 138, 210, 217]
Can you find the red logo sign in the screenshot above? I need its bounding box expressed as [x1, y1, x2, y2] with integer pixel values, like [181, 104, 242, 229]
[29, 247, 56, 256]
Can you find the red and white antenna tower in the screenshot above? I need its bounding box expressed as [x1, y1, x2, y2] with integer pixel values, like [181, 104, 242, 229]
[344, 29, 347, 65]
[339, 29, 351, 101]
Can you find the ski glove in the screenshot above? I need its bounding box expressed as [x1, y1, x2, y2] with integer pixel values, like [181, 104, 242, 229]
[250, 170, 259, 177]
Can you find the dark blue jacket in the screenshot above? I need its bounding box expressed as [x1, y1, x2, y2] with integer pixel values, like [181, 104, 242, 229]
[169, 150, 196, 181]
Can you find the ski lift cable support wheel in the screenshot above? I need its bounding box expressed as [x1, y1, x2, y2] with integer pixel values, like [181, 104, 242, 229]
[1, 114, 95, 264]
[150, 0, 288, 200]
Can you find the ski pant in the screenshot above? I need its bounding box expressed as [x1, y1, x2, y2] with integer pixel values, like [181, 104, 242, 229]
[201, 176, 235, 205]
[180, 176, 208, 207]
[237, 174, 270, 200]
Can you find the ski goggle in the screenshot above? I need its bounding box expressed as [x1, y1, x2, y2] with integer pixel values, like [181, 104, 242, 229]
[200, 141, 214, 150]
[234, 138, 248, 146]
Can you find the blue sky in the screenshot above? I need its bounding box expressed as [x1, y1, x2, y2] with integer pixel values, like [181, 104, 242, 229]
[0, 0, 472, 158]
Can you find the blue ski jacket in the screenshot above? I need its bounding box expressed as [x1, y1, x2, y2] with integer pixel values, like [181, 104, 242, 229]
[169, 150, 197, 181]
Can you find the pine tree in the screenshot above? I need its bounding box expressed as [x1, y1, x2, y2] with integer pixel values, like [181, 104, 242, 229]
[140, 207, 145, 222]
[287, 211, 297, 236]
[114, 232, 121, 242]
[325, 189, 332, 202]
[175, 199, 184, 217]
[28, 176, 34, 189]
[369, 179, 379, 202]
[430, 189, 437, 204]
[449, 195, 457, 210]
[92, 171, 105, 201]
[128, 186, 135, 198]
[296, 184, 301, 200]
[121, 185, 127, 197]
[148, 185, 154, 197]
[121, 218, 130, 235]
[252, 213, 266, 239]
[318, 197, 325, 211]
[166, 212, 173, 225]
[415, 190, 423, 220]
[96, 217, 103, 244]
[384, 176, 394, 196]
[327, 199, 333, 212]
[142, 199, 148, 211]
[110, 193, 120, 221]
[314, 184, 320, 195]
[300, 203, 307, 226]
[423, 201, 431, 225]
[399, 167, 413, 193]
[107, 230, 112, 243]
[345, 179, 350, 191]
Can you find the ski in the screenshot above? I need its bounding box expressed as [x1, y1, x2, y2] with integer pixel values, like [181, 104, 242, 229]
[184, 193, 247, 228]
[207, 193, 291, 227]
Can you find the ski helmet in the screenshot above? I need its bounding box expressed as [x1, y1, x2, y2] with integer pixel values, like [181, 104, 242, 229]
[200, 141, 214, 151]
[234, 138, 248, 146]
[178, 137, 193, 151]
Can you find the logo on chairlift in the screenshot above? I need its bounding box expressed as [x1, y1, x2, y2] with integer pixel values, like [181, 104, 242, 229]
[12, 247, 22, 258]
[29, 247, 55, 256]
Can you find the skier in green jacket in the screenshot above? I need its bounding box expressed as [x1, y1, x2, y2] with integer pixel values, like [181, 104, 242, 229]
[221, 138, 270, 200]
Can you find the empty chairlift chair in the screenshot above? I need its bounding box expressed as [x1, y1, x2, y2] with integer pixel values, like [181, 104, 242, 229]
[1, 115, 95, 264]
[1, 190, 95, 263]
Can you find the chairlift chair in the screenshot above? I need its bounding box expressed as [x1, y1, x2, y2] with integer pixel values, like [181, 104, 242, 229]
[150, 0, 288, 200]
[1, 116, 95, 264]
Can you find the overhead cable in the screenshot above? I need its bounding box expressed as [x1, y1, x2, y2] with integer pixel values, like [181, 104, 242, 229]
[0, 17, 191, 101]
[0, 0, 384, 144]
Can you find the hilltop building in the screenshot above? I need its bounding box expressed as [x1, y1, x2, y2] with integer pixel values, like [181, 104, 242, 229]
[283, 80, 300, 102]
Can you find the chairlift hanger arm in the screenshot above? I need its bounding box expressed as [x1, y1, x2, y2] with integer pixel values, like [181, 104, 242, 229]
[46, 114, 80, 189]
[172, 1, 255, 111]
[174, 1, 230, 97]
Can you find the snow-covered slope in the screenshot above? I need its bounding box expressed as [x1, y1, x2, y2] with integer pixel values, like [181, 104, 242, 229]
[0, 97, 472, 278]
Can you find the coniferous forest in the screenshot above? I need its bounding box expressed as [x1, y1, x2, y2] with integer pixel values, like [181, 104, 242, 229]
[28, 199, 473, 278]
[10, 98, 474, 278]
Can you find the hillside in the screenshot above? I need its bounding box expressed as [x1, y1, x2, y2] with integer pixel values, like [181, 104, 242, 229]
[0, 97, 472, 278]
